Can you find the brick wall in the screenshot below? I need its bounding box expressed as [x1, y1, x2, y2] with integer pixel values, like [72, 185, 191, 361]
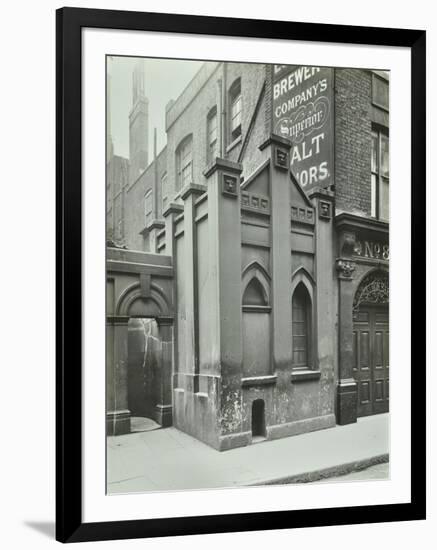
[108, 66, 381, 251]
[238, 81, 268, 179]
[165, 63, 221, 196]
[123, 147, 167, 251]
[165, 62, 267, 196]
[334, 69, 372, 216]
[264, 64, 273, 137]
[226, 62, 266, 170]
[106, 155, 129, 243]
[230, 63, 268, 179]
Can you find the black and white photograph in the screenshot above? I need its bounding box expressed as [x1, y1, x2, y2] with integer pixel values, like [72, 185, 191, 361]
[1, 0, 431, 547]
[106, 57, 390, 494]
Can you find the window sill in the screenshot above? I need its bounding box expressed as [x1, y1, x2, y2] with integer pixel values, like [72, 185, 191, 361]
[195, 392, 208, 399]
[242, 305, 271, 313]
[226, 134, 242, 154]
[291, 369, 321, 383]
[242, 375, 277, 387]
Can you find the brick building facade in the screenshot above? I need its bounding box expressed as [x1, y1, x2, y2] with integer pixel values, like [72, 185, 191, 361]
[106, 60, 389, 449]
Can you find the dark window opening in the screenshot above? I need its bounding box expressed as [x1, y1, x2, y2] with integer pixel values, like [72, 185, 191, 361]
[229, 78, 242, 143]
[161, 172, 168, 210]
[145, 189, 153, 225]
[251, 399, 266, 438]
[207, 106, 218, 164]
[371, 127, 389, 221]
[176, 135, 193, 191]
[372, 73, 389, 111]
[292, 283, 312, 369]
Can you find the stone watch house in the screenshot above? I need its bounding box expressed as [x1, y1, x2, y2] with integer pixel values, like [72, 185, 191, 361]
[106, 60, 389, 450]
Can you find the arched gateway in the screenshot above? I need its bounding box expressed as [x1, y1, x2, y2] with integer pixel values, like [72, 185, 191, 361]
[106, 246, 174, 435]
[352, 270, 389, 417]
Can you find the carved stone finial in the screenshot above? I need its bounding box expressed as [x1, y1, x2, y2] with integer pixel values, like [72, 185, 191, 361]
[339, 231, 356, 258]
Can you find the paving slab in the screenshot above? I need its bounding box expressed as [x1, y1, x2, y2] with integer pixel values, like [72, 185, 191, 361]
[107, 413, 389, 494]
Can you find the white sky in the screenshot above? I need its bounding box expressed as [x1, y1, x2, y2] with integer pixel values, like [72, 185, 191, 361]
[108, 56, 204, 160]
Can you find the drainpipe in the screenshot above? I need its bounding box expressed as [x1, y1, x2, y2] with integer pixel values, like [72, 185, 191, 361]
[153, 127, 158, 219]
[221, 63, 227, 159]
[217, 78, 223, 158]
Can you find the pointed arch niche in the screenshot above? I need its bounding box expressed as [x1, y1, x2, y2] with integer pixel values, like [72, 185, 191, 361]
[241, 262, 271, 377]
[291, 267, 317, 375]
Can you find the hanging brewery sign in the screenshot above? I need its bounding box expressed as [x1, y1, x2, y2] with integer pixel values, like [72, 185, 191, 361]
[272, 65, 334, 191]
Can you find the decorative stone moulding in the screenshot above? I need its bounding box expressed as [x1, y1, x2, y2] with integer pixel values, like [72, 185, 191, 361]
[353, 270, 389, 311]
[291, 205, 315, 225]
[339, 230, 357, 257]
[274, 146, 289, 170]
[241, 191, 270, 213]
[336, 259, 356, 279]
[221, 173, 239, 197]
[318, 200, 332, 220]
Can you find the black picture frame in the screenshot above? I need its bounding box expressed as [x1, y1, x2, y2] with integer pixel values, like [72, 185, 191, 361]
[56, 7, 426, 543]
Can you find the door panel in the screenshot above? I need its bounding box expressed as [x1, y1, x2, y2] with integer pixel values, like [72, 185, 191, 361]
[354, 319, 373, 416]
[353, 306, 389, 416]
[373, 309, 389, 414]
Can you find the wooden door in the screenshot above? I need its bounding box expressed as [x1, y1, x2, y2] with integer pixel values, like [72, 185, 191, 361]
[353, 306, 389, 417]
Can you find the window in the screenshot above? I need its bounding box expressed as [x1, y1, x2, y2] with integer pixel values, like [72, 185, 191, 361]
[292, 283, 312, 369]
[371, 128, 389, 221]
[145, 189, 153, 225]
[229, 78, 242, 142]
[372, 73, 389, 111]
[176, 135, 193, 190]
[161, 172, 168, 209]
[207, 107, 218, 164]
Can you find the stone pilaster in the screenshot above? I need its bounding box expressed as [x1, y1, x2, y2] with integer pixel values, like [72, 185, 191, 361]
[145, 219, 165, 253]
[181, 183, 207, 392]
[335, 229, 358, 425]
[204, 158, 245, 450]
[154, 318, 174, 427]
[163, 202, 183, 390]
[106, 316, 131, 435]
[308, 187, 335, 378]
[259, 134, 293, 372]
[163, 202, 184, 258]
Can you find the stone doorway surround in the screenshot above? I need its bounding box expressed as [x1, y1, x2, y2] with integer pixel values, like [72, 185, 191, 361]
[106, 246, 174, 435]
[334, 212, 389, 425]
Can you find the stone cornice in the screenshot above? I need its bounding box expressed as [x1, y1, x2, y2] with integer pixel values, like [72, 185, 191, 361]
[308, 187, 335, 202]
[203, 157, 243, 178]
[146, 219, 165, 231]
[259, 133, 292, 151]
[163, 202, 184, 218]
[180, 183, 207, 201]
[335, 212, 389, 235]
[139, 219, 165, 236]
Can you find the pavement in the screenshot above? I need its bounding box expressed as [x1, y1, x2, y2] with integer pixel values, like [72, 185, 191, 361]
[318, 461, 389, 483]
[107, 413, 389, 494]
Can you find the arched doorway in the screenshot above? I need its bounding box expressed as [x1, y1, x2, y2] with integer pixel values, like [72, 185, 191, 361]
[127, 318, 162, 432]
[106, 259, 174, 435]
[352, 270, 389, 417]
